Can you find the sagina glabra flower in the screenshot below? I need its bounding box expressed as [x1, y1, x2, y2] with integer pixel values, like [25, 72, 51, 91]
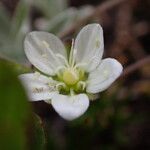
[19, 24, 123, 121]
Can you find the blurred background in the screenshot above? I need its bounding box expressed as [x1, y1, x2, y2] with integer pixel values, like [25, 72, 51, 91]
[0, 0, 149, 150]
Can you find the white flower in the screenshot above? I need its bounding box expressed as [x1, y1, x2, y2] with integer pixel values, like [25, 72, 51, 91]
[19, 24, 123, 121]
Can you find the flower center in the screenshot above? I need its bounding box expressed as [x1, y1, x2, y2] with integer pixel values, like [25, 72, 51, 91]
[51, 39, 89, 95]
[63, 68, 79, 85]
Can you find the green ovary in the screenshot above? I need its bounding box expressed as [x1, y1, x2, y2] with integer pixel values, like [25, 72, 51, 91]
[54, 67, 88, 94]
[63, 69, 79, 85]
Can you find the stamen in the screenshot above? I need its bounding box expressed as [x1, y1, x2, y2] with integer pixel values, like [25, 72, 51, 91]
[56, 82, 66, 91]
[70, 88, 75, 96]
[74, 63, 87, 69]
[71, 48, 77, 67]
[77, 81, 86, 91]
[55, 66, 67, 77]
[69, 39, 76, 67]
[47, 81, 58, 91]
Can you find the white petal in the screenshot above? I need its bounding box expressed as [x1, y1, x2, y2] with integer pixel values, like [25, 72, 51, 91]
[86, 58, 123, 93]
[19, 73, 58, 101]
[24, 31, 67, 75]
[51, 94, 89, 121]
[74, 24, 104, 72]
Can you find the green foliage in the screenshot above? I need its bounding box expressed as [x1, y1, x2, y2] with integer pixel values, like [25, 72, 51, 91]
[0, 59, 30, 150]
[0, 59, 46, 150]
[11, 0, 30, 36]
[32, 0, 67, 18]
[41, 6, 94, 35]
[0, 6, 10, 40]
[29, 114, 46, 150]
[0, 0, 30, 63]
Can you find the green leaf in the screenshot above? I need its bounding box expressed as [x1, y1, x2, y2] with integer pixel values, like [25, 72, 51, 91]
[0, 5, 10, 38]
[0, 0, 30, 63]
[0, 59, 30, 150]
[41, 6, 94, 35]
[0, 56, 31, 75]
[46, 8, 78, 34]
[29, 114, 46, 150]
[33, 0, 67, 18]
[11, 0, 30, 36]
[0, 59, 46, 150]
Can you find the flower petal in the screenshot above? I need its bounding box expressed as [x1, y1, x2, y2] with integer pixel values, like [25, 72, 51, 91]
[51, 94, 89, 120]
[74, 24, 104, 72]
[24, 31, 67, 75]
[19, 73, 58, 101]
[86, 58, 123, 93]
